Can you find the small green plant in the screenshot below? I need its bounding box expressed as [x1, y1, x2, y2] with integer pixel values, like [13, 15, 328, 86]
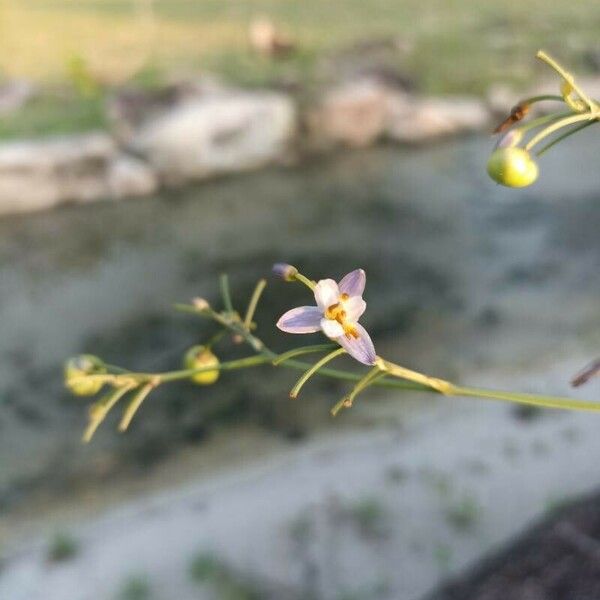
[117, 575, 151, 600]
[348, 498, 388, 539]
[189, 552, 222, 583]
[289, 512, 314, 544]
[189, 551, 262, 600]
[47, 531, 79, 563]
[445, 495, 481, 532]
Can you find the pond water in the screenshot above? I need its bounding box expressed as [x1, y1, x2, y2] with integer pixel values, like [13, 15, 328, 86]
[0, 132, 598, 524]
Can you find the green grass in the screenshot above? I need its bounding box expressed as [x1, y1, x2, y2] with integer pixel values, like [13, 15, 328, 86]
[46, 531, 79, 563]
[189, 551, 262, 600]
[116, 575, 152, 600]
[0, 93, 106, 140]
[1, 0, 599, 137]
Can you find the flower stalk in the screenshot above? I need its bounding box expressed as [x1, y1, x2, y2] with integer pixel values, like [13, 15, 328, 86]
[488, 51, 599, 188]
[66, 267, 600, 443]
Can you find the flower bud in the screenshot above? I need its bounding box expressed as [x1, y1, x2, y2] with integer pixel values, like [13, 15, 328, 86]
[64, 354, 106, 396]
[192, 297, 210, 311]
[184, 345, 220, 385]
[272, 263, 298, 281]
[487, 147, 538, 188]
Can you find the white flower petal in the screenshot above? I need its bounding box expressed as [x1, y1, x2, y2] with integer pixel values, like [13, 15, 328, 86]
[277, 306, 322, 333]
[335, 323, 377, 365]
[343, 296, 366, 322]
[314, 279, 340, 311]
[320, 317, 345, 339]
[338, 269, 366, 297]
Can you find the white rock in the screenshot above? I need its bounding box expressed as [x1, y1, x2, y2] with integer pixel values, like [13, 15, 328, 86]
[307, 79, 403, 148]
[128, 91, 297, 184]
[386, 96, 491, 143]
[0, 133, 116, 215]
[107, 154, 158, 199]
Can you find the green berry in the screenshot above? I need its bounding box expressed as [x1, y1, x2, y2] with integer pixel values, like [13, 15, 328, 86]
[487, 147, 538, 188]
[64, 355, 105, 396]
[184, 346, 220, 385]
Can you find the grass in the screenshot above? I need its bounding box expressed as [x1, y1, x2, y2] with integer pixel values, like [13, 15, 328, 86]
[189, 551, 262, 600]
[445, 494, 481, 532]
[0, 92, 106, 140]
[0, 1, 599, 138]
[347, 497, 388, 539]
[2, 1, 599, 92]
[116, 575, 152, 600]
[46, 531, 79, 563]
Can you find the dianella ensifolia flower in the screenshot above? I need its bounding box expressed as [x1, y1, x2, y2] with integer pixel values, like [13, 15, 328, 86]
[276, 269, 377, 365]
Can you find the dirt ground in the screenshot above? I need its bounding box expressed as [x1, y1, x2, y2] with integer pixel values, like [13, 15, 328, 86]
[427, 489, 600, 600]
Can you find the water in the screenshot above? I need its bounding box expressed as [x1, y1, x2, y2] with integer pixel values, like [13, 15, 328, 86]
[0, 133, 598, 520]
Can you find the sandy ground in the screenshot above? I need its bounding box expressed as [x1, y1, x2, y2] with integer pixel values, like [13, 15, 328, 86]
[2, 357, 600, 600]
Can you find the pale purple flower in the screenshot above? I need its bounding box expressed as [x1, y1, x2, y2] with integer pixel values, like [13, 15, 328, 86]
[276, 269, 377, 365]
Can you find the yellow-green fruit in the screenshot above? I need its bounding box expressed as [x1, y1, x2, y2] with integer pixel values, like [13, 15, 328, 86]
[487, 148, 538, 188]
[64, 355, 105, 396]
[184, 346, 220, 385]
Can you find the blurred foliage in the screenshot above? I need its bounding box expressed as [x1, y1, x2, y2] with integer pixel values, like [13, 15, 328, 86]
[116, 575, 152, 600]
[347, 497, 389, 539]
[0, 93, 106, 139]
[1, 0, 599, 138]
[189, 551, 262, 599]
[46, 531, 79, 563]
[0, 0, 599, 93]
[444, 494, 481, 532]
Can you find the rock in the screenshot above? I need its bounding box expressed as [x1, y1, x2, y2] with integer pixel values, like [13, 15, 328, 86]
[307, 79, 406, 148]
[0, 80, 36, 116]
[0, 133, 116, 214]
[107, 79, 225, 144]
[127, 91, 297, 184]
[386, 96, 491, 143]
[107, 154, 158, 199]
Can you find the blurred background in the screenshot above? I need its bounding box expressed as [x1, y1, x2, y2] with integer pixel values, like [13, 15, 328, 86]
[0, 2, 599, 599]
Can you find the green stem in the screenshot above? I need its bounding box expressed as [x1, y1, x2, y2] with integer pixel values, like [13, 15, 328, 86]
[273, 343, 336, 365]
[82, 383, 136, 443]
[331, 367, 384, 416]
[517, 111, 572, 135]
[219, 273, 234, 314]
[522, 94, 566, 104]
[525, 113, 597, 152]
[243, 278, 267, 330]
[536, 50, 597, 111]
[377, 358, 455, 395]
[293, 272, 316, 290]
[455, 385, 600, 412]
[289, 348, 347, 398]
[535, 120, 598, 156]
[119, 383, 155, 432]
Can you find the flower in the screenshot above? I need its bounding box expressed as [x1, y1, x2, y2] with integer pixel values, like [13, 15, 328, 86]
[272, 262, 298, 281]
[276, 269, 377, 365]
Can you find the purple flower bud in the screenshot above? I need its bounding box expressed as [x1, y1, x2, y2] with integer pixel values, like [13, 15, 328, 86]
[272, 263, 298, 281]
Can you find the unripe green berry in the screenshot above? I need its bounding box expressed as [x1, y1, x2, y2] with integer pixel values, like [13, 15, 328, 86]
[184, 346, 220, 385]
[64, 354, 106, 396]
[487, 147, 538, 188]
